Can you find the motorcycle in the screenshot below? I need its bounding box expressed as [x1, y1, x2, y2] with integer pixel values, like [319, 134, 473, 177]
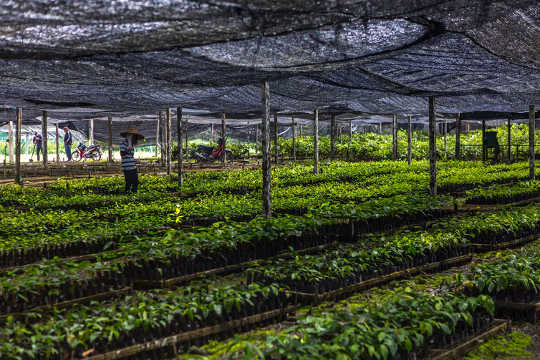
[193, 144, 232, 163]
[72, 143, 102, 161]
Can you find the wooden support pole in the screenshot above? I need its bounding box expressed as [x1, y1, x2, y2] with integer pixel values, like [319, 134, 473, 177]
[299, 123, 303, 137]
[210, 124, 215, 144]
[8, 120, 13, 164]
[184, 118, 188, 152]
[177, 107, 184, 187]
[482, 119, 487, 162]
[261, 81, 272, 218]
[159, 111, 165, 165]
[255, 124, 259, 147]
[529, 105, 535, 180]
[273, 113, 279, 164]
[155, 114, 160, 158]
[55, 123, 60, 163]
[89, 119, 94, 145]
[166, 108, 172, 175]
[291, 116, 296, 161]
[348, 118, 353, 161]
[313, 108, 319, 174]
[455, 113, 461, 159]
[221, 113, 226, 164]
[107, 116, 113, 163]
[379, 122, 382, 134]
[407, 115, 412, 165]
[330, 114, 336, 159]
[41, 111, 48, 168]
[428, 97, 437, 195]
[443, 120, 447, 159]
[25, 134, 29, 156]
[507, 118, 512, 163]
[15, 108, 22, 184]
[392, 114, 398, 160]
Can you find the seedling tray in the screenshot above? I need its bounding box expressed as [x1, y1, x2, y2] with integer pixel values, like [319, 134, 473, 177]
[470, 234, 538, 252]
[495, 299, 540, 322]
[426, 319, 508, 360]
[82, 305, 298, 360]
[465, 194, 540, 207]
[287, 254, 472, 304]
[459, 195, 540, 213]
[134, 242, 341, 290]
[0, 287, 132, 323]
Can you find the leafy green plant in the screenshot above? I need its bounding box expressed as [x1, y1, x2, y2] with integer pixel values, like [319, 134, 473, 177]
[184, 289, 494, 360]
[0, 282, 286, 359]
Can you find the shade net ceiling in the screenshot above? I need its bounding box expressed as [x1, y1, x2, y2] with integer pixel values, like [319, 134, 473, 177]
[0, 0, 539, 127]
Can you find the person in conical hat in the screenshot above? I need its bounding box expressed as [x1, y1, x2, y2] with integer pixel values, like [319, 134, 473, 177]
[120, 127, 145, 193]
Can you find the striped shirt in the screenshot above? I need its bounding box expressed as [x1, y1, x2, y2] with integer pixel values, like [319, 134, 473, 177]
[64, 131, 72, 145]
[120, 138, 137, 171]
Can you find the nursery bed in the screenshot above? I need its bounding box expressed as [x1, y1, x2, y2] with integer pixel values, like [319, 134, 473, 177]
[470, 234, 539, 252]
[0, 287, 132, 323]
[286, 254, 472, 304]
[427, 319, 508, 360]
[134, 241, 341, 290]
[82, 305, 298, 360]
[495, 300, 540, 323]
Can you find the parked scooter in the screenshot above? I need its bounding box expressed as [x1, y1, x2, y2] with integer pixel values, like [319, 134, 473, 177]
[72, 143, 102, 161]
[193, 139, 232, 162]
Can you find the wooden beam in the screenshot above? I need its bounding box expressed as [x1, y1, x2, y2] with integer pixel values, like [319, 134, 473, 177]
[41, 111, 48, 168]
[166, 108, 172, 175]
[455, 113, 461, 159]
[507, 118, 511, 163]
[379, 121, 382, 134]
[291, 116, 296, 161]
[392, 114, 398, 160]
[530, 105, 535, 180]
[177, 107, 184, 187]
[261, 81, 272, 218]
[482, 119, 486, 162]
[15, 108, 22, 185]
[107, 116, 113, 163]
[274, 113, 279, 164]
[330, 114, 336, 159]
[407, 115, 412, 165]
[210, 123, 214, 144]
[313, 108, 319, 174]
[8, 120, 13, 164]
[429, 97, 437, 195]
[221, 113, 226, 164]
[55, 123, 60, 163]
